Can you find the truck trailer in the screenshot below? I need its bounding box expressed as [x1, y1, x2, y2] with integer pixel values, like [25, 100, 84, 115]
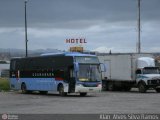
[98, 53, 160, 93]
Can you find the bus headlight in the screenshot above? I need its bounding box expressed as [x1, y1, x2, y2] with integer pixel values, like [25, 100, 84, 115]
[97, 83, 102, 88]
[76, 84, 84, 87]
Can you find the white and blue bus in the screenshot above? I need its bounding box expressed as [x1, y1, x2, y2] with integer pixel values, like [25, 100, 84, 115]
[10, 52, 104, 96]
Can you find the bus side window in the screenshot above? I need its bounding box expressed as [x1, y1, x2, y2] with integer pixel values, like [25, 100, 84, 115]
[27, 59, 39, 70]
[55, 70, 65, 79]
[15, 60, 21, 70]
[11, 60, 16, 71]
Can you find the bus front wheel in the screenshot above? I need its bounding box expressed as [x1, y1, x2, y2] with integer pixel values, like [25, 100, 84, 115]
[58, 85, 67, 96]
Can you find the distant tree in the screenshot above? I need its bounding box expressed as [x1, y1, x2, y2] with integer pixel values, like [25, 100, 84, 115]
[0, 61, 7, 64]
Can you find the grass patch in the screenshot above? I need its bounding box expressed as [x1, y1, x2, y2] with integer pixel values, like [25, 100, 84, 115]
[0, 78, 10, 91]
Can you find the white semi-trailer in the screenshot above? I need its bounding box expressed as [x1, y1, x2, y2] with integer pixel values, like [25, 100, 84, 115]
[98, 53, 160, 93]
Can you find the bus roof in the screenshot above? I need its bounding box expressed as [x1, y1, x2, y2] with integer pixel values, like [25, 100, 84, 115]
[10, 52, 96, 61]
[40, 52, 96, 57]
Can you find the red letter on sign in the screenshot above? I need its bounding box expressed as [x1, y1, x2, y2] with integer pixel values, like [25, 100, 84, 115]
[76, 39, 79, 44]
[80, 39, 83, 43]
[66, 39, 70, 43]
[71, 39, 75, 43]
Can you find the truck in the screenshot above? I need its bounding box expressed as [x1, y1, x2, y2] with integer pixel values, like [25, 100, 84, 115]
[98, 53, 160, 93]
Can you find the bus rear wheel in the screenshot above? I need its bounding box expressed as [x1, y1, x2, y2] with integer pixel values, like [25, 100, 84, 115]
[58, 85, 67, 96]
[21, 83, 32, 94]
[21, 83, 27, 94]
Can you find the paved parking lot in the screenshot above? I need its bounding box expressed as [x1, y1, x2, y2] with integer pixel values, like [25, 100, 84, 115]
[0, 89, 160, 114]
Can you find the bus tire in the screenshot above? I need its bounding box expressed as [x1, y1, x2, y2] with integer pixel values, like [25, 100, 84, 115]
[138, 82, 147, 93]
[58, 85, 67, 96]
[80, 93, 87, 96]
[21, 83, 27, 94]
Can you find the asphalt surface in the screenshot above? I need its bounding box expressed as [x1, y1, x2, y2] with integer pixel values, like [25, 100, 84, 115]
[0, 89, 160, 114]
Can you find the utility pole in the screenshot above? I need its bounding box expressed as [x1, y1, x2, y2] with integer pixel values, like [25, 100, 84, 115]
[25, 0, 28, 57]
[137, 0, 141, 53]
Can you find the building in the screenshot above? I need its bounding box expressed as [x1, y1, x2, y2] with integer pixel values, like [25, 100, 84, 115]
[0, 60, 10, 77]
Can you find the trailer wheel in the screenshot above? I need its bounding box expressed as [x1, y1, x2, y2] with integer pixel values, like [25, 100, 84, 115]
[80, 93, 87, 96]
[107, 82, 114, 91]
[102, 83, 107, 91]
[58, 85, 67, 96]
[155, 88, 160, 93]
[138, 82, 147, 93]
[102, 80, 107, 91]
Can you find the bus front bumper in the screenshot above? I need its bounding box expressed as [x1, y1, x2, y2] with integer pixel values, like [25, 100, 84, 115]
[75, 84, 102, 93]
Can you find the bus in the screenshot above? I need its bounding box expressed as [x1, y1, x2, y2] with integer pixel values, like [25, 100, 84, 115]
[10, 52, 104, 96]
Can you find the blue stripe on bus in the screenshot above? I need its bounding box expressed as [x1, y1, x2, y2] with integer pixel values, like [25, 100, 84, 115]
[10, 78, 65, 91]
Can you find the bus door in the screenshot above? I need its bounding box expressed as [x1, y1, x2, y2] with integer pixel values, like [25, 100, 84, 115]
[67, 67, 76, 93]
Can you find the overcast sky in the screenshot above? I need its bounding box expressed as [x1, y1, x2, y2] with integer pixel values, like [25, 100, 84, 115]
[0, 0, 160, 53]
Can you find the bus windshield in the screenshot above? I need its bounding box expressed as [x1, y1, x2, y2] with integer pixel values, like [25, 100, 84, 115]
[78, 64, 101, 82]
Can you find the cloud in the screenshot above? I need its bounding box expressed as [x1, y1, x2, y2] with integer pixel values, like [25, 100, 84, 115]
[0, 0, 160, 53]
[0, 0, 160, 28]
[92, 46, 113, 53]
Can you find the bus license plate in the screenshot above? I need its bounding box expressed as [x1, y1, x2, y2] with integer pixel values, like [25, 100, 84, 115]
[89, 89, 93, 91]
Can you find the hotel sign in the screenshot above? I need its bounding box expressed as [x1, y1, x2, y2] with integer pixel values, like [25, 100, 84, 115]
[65, 38, 87, 44]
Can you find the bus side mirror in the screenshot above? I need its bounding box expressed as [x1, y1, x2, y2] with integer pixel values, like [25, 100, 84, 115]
[74, 62, 79, 72]
[100, 63, 106, 72]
